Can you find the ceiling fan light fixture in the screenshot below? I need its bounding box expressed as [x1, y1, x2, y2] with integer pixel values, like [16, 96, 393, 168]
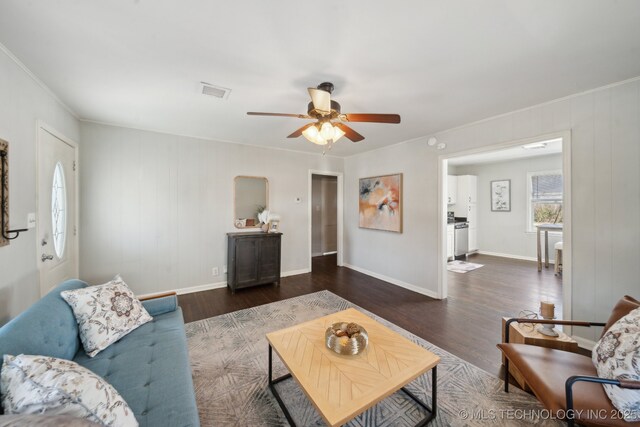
[332, 125, 345, 142]
[302, 125, 328, 145]
[320, 122, 334, 140]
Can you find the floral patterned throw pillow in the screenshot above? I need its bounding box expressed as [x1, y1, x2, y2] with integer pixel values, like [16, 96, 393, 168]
[592, 307, 640, 421]
[61, 276, 152, 357]
[0, 354, 138, 426]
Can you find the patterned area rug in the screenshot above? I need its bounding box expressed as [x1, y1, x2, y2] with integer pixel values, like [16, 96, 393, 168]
[185, 291, 560, 426]
[447, 260, 484, 273]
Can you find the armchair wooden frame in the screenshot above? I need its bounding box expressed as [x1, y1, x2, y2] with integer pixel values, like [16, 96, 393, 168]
[502, 317, 640, 426]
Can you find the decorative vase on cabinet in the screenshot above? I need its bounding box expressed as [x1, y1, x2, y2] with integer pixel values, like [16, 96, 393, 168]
[227, 232, 282, 293]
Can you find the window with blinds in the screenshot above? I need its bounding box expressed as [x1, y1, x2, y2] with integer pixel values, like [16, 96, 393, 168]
[528, 171, 563, 231]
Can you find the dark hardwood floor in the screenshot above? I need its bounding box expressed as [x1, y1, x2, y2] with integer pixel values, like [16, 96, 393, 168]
[179, 253, 565, 378]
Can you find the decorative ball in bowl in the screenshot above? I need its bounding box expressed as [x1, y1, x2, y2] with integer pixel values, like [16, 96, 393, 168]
[325, 322, 368, 355]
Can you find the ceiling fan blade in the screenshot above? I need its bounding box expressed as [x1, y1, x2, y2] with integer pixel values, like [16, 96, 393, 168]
[287, 123, 315, 138]
[307, 88, 331, 115]
[247, 112, 311, 119]
[342, 113, 401, 124]
[334, 123, 365, 142]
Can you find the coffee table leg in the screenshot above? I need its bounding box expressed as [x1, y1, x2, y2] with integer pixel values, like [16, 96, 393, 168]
[401, 365, 437, 426]
[268, 344, 296, 426]
[269, 344, 437, 426]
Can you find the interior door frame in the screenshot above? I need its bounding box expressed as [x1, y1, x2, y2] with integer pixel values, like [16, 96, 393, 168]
[36, 120, 80, 293]
[437, 130, 572, 324]
[308, 170, 344, 269]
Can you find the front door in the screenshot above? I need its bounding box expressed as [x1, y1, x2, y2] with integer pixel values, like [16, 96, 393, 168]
[37, 127, 77, 296]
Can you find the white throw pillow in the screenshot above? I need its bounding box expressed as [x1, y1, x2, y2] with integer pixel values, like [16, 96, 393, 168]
[592, 307, 640, 421]
[0, 354, 138, 427]
[61, 276, 152, 357]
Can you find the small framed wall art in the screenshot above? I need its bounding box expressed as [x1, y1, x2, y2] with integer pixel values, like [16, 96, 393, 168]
[358, 173, 402, 233]
[491, 179, 511, 212]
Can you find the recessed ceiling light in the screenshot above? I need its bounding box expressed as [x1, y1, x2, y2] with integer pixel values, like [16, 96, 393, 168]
[522, 142, 547, 150]
[427, 136, 437, 146]
[436, 142, 446, 150]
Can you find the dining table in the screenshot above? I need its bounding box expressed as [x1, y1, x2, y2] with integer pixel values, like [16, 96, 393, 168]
[536, 223, 563, 272]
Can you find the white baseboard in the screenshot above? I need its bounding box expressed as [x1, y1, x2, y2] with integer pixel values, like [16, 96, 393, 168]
[323, 251, 338, 255]
[160, 268, 311, 296]
[281, 268, 310, 277]
[343, 264, 441, 300]
[478, 250, 556, 264]
[572, 335, 596, 351]
[174, 281, 228, 295]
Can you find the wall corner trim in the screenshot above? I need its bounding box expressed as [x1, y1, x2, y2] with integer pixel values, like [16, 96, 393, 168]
[343, 263, 441, 299]
[0, 41, 78, 119]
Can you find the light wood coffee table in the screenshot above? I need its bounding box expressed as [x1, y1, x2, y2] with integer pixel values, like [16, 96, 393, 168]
[266, 308, 440, 426]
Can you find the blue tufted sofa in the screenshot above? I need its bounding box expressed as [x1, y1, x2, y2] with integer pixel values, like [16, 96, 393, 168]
[0, 280, 200, 427]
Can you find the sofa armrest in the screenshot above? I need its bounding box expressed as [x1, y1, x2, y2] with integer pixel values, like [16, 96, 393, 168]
[141, 295, 178, 317]
[565, 376, 640, 425]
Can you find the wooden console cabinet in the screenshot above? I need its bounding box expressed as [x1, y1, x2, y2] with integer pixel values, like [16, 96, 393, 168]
[227, 232, 282, 293]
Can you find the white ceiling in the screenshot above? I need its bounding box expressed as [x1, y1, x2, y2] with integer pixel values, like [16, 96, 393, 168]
[448, 138, 562, 166]
[1, 1, 640, 157]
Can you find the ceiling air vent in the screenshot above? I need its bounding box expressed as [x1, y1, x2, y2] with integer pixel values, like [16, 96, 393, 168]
[201, 82, 231, 100]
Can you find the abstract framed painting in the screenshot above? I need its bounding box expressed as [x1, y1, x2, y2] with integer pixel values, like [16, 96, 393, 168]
[491, 179, 511, 212]
[359, 173, 402, 233]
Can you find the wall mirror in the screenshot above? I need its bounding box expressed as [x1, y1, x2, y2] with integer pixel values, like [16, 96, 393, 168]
[234, 176, 268, 229]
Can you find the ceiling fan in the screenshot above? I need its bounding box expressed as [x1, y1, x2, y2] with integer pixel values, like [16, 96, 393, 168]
[247, 82, 401, 150]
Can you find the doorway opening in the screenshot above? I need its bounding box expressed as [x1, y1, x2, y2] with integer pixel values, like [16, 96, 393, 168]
[438, 131, 572, 322]
[308, 170, 343, 271]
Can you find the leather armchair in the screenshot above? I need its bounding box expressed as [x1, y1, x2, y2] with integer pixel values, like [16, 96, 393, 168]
[498, 296, 640, 427]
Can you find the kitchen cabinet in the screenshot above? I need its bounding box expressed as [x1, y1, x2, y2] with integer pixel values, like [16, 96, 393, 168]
[456, 175, 477, 206]
[454, 175, 478, 252]
[227, 232, 282, 293]
[447, 224, 454, 259]
[447, 175, 457, 205]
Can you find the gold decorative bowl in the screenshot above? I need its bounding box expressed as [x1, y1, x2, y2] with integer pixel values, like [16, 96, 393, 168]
[325, 322, 368, 355]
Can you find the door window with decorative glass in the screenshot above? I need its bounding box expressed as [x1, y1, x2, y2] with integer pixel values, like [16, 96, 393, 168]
[527, 170, 563, 232]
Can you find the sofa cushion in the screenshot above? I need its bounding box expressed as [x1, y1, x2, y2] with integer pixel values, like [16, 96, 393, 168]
[61, 277, 152, 357]
[0, 280, 86, 362]
[498, 343, 636, 427]
[1, 354, 137, 427]
[73, 307, 199, 427]
[593, 307, 640, 421]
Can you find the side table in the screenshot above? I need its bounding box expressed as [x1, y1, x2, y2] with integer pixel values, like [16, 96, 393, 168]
[501, 317, 578, 391]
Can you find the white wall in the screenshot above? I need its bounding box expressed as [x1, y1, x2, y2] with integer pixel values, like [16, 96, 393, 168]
[454, 154, 563, 260]
[344, 141, 437, 297]
[345, 78, 640, 342]
[0, 46, 79, 325]
[79, 122, 343, 295]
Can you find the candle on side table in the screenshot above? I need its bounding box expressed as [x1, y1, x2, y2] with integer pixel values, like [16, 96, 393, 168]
[540, 301, 555, 318]
[539, 301, 559, 337]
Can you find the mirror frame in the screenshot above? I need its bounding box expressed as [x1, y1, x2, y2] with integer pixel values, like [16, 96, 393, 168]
[234, 175, 269, 229]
